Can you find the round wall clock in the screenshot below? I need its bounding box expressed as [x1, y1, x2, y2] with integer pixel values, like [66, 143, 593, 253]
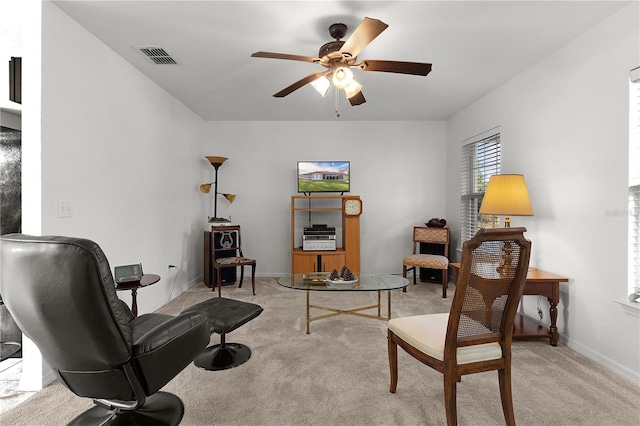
[343, 198, 363, 217]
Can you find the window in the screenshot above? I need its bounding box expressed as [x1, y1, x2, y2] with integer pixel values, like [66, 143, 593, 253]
[460, 133, 501, 243]
[629, 67, 640, 299]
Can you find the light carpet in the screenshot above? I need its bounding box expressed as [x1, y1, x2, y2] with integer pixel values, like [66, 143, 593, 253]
[1, 277, 639, 426]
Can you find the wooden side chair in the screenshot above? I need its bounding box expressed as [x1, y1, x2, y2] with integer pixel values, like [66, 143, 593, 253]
[211, 225, 256, 297]
[388, 227, 531, 426]
[403, 226, 450, 297]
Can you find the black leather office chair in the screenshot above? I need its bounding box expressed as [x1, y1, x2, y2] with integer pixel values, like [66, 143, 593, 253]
[0, 234, 210, 425]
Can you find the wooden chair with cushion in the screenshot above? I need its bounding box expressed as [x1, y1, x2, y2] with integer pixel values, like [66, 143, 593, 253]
[403, 226, 450, 297]
[211, 225, 256, 297]
[388, 227, 531, 426]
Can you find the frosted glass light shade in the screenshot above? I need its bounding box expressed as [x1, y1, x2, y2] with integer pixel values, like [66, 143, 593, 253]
[311, 75, 330, 96]
[332, 67, 354, 89]
[344, 79, 363, 99]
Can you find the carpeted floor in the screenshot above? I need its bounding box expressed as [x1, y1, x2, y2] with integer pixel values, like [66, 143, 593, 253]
[1, 277, 639, 425]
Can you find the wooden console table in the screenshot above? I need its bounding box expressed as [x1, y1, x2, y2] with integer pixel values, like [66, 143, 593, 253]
[450, 263, 568, 346]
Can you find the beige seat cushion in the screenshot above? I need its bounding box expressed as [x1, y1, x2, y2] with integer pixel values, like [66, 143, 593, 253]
[403, 254, 449, 269]
[388, 313, 502, 364]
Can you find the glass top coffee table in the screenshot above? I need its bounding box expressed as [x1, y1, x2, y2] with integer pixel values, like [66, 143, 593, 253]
[277, 273, 409, 334]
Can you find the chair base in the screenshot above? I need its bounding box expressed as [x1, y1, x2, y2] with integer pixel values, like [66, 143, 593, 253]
[194, 342, 251, 371]
[68, 391, 184, 426]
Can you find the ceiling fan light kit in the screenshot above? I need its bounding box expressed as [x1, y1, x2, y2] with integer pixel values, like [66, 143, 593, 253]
[251, 17, 432, 117]
[332, 67, 354, 89]
[344, 81, 363, 99]
[311, 75, 330, 97]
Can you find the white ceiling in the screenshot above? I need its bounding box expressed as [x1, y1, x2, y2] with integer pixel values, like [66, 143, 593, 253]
[50, 1, 631, 121]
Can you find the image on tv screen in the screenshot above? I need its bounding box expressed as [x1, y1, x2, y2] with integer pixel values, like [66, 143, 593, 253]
[298, 161, 350, 193]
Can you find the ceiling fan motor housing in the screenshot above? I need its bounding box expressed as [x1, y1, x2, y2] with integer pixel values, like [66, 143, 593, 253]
[329, 23, 348, 39]
[318, 40, 345, 60]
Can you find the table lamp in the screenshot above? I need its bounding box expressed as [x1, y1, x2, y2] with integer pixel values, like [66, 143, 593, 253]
[200, 156, 235, 220]
[479, 174, 534, 227]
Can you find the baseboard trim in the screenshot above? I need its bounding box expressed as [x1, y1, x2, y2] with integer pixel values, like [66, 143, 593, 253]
[560, 334, 640, 386]
[42, 366, 55, 388]
[516, 312, 640, 386]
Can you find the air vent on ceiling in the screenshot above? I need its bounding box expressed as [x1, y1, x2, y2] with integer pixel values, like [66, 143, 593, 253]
[136, 46, 178, 65]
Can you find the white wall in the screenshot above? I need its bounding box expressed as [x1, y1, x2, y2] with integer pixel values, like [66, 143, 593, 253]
[0, 1, 25, 114]
[40, 1, 448, 304]
[40, 2, 206, 315]
[445, 3, 640, 384]
[1, 0, 44, 392]
[18, 2, 448, 391]
[202, 120, 447, 275]
[0, 111, 21, 130]
[18, 0, 639, 391]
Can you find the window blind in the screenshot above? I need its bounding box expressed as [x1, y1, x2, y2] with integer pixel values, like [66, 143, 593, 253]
[629, 67, 640, 295]
[460, 134, 501, 243]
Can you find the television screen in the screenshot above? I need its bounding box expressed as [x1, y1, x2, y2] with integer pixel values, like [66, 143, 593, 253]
[297, 161, 350, 193]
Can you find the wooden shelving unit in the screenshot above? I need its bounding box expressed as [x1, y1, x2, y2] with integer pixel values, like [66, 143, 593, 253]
[290, 195, 360, 275]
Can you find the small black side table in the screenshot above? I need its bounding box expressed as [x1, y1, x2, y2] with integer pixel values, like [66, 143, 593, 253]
[115, 274, 160, 317]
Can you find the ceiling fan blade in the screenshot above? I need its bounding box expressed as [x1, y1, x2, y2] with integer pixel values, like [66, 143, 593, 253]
[357, 59, 432, 76]
[251, 51, 319, 63]
[339, 17, 388, 59]
[273, 71, 327, 98]
[348, 91, 366, 106]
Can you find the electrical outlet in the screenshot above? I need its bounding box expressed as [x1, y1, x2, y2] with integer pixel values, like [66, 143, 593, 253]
[57, 199, 72, 218]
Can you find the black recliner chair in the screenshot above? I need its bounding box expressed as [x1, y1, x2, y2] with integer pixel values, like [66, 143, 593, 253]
[0, 234, 210, 425]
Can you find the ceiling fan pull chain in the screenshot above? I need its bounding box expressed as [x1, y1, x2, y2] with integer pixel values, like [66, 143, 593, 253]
[334, 87, 340, 117]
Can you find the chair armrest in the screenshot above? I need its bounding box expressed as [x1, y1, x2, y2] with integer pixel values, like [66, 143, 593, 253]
[129, 311, 209, 395]
[130, 311, 208, 355]
[117, 299, 134, 322]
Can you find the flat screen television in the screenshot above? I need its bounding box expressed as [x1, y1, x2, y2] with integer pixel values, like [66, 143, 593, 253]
[297, 161, 350, 194]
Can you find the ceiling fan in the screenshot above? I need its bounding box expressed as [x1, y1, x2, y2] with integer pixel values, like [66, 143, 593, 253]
[251, 17, 432, 114]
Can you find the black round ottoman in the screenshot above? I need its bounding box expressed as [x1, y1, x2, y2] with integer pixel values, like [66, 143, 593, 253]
[181, 297, 263, 371]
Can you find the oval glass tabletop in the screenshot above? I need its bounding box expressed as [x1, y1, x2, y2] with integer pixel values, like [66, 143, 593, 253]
[277, 273, 409, 291]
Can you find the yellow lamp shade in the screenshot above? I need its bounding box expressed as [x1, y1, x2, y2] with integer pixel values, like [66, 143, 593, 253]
[479, 174, 534, 218]
[205, 156, 227, 167]
[199, 183, 212, 194]
[223, 193, 236, 203]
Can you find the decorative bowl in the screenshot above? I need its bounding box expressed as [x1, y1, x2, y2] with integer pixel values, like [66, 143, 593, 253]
[326, 275, 358, 285]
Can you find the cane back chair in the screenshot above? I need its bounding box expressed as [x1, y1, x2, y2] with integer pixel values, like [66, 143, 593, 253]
[389, 227, 531, 426]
